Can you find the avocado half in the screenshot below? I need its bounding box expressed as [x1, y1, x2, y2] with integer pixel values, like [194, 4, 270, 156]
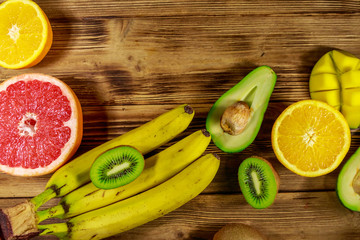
[206, 66, 277, 153]
[337, 147, 360, 212]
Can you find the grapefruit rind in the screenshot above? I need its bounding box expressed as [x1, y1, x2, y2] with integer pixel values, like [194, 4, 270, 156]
[0, 74, 82, 176]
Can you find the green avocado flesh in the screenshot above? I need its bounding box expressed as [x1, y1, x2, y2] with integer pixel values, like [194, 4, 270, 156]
[337, 147, 360, 212]
[206, 66, 277, 153]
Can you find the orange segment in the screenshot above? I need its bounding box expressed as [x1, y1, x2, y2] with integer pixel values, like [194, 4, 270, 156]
[0, 0, 52, 69]
[272, 100, 351, 177]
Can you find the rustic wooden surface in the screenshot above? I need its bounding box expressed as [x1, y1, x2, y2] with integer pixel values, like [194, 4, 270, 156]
[1, 0, 360, 239]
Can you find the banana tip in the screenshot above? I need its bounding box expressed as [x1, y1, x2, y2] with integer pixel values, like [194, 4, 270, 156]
[184, 105, 193, 114]
[212, 153, 220, 160]
[201, 129, 210, 137]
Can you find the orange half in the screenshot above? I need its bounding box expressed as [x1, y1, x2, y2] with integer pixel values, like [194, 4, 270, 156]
[272, 100, 351, 177]
[0, 0, 53, 69]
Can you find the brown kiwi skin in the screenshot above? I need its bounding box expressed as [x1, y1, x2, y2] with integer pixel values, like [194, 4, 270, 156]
[213, 223, 267, 240]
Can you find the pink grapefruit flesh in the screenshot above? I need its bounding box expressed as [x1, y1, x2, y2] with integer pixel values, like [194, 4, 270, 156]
[0, 74, 83, 176]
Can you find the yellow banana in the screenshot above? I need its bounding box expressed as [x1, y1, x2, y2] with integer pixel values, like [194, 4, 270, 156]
[31, 104, 194, 209]
[38, 153, 220, 240]
[36, 129, 211, 222]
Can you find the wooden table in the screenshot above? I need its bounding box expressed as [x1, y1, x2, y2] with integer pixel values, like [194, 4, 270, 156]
[1, 0, 360, 239]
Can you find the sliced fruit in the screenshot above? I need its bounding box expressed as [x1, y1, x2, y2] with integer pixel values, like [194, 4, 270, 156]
[213, 223, 267, 240]
[238, 156, 279, 209]
[0, 0, 53, 69]
[309, 50, 360, 129]
[272, 99, 351, 177]
[337, 147, 360, 212]
[90, 146, 145, 190]
[206, 66, 277, 153]
[0, 73, 83, 176]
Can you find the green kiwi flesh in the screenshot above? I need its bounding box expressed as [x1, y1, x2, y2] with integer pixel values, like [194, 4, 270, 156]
[238, 156, 279, 209]
[90, 145, 145, 189]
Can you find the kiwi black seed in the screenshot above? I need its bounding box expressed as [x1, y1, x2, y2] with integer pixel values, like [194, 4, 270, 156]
[238, 156, 280, 209]
[90, 145, 145, 190]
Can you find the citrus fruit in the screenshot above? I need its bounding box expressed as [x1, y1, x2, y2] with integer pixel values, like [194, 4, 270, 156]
[0, 0, 53, 69]
[309, 50, 360, 129]
[0, 74, 83, 176]
[271, 99, 351, 177]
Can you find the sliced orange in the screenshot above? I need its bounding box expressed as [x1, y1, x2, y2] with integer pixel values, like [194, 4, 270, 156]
[271, 100, 351, 177]
[0, 0, 53, 69]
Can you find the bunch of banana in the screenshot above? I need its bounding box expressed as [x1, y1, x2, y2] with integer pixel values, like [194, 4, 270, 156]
[39, 153, 220, 240]
[0, 104, 220, 240]
[0, 104, 195, 239]
[36, 128, 212, 221]
[31, 104, 195, 209]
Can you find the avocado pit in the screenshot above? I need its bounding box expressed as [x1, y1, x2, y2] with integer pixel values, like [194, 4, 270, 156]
[220, 101, 251, 135]
[352, 170, 360, 195]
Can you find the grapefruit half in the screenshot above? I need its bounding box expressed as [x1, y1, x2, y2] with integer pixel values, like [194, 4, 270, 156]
[0, 74, 83, 176]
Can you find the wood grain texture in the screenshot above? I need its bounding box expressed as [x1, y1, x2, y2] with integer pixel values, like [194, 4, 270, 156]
[5, 192, 357, 240]
[103, 192, 360, 240]
[0, 0, 360, 239]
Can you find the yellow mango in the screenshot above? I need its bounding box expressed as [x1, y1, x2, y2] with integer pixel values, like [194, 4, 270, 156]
[310, 90, 340, 108]
[311, 53, 337, 75]
[342, 88, 360, 107]
[342, 105, 360, 129]
[309, 50, 360, 129]
[340, 70, 360, 89]
[309, 73, 339, 92]
[332, 50, 360, 73]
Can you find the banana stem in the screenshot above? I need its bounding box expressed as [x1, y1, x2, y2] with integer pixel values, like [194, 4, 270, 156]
[36, 204, 66, 223]
[30, 187, 57, 210]
[38, 222, 69, 239]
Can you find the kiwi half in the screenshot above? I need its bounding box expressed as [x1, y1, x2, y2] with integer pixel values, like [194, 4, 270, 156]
[90, 145, 145, 190]
[238, 156, 279, 209]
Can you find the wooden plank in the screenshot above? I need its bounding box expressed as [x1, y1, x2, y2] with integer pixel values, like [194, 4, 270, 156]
[36, 0, 360, 18]
[107, 192, 360, 240]
[0, 11, 359, 77]
[0, 0, 359, 239]
[1, 192, 358, 240]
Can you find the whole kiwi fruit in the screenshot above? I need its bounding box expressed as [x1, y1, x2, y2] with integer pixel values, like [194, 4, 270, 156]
[90, 145, 145, 189]
[213, 223, 267, 240]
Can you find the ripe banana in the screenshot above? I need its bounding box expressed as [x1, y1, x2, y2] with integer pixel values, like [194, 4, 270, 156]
[36, 129, 211, 222]
[38, 153, 220, 240]
[31, 104, 194, 210]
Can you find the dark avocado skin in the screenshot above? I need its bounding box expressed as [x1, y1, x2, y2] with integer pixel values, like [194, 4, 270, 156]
[206, 66, 277, 153]
[337, 147, 360, 212]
